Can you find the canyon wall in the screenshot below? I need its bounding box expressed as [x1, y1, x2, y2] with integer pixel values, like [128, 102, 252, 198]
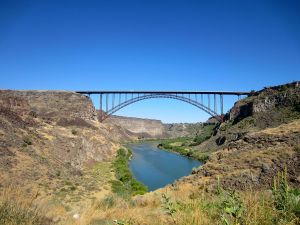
[0, 90, 97, 121]
[105, 114, 205, 139]
[106, 115, 166, 138]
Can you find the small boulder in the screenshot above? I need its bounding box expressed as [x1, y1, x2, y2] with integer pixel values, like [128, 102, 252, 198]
[73, 213, 80, 219]
[261, 163, 270, 173]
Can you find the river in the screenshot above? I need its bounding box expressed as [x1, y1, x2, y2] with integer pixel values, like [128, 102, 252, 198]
[128, 141, 202, 191]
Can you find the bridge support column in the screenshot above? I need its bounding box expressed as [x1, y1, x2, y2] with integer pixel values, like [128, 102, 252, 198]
[100, 94, 103, 120]
[106, 94, 108, 113]
[214, 94, 217, 113]
[220, 94, 223, 115]
[208, 94, 210, 109]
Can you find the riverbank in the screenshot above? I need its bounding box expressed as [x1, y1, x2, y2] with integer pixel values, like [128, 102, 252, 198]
[111, 148, 148, 197]
[156, 124, 216, 162]
[157, 137, 210, 162]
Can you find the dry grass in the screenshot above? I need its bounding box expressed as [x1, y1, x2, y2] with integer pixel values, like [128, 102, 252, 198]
[254, 118, 300, 136]
[1, 175, 299, 225]
[68, 181, 299, 225]
[0, 186, 51, 225]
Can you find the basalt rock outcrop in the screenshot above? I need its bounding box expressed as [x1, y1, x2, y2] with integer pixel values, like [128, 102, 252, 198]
[0, 90, 98, 121]
[229, 81, 300, 124]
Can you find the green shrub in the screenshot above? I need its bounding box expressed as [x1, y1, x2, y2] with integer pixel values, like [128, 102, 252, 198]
[23, 137, 32, 146]
[190, 124, 215, 146]
[161, 194, 181, 216]
[219, 191, 244, 225]
[98, 195, 116, 209]
[272, 168, 300, 222]
[71, 129, 77, 135]
[292, 101, 300, 112]
[158, 137, 211, 162]
[192, 152, 210, 162]
[112, 149, 147, 197]
[273, 169, 289, 211]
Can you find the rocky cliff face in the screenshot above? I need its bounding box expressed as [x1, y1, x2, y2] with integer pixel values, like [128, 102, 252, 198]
[105, 114, 206, 139]
[229, 81, 300, 123]
[105, 115, 166, 138]
[0, 90, 97, 121]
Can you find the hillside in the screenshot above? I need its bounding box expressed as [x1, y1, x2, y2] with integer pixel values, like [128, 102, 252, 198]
[0, 90, 135, 218]
[192, 82, 300, 152]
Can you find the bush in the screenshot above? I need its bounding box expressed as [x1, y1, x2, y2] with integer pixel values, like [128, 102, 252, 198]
[71, 129, 77, 135]
[112, 149, 147, 197]
[23, 137, 32, 146]
[158, 137, 211, 162]
[192, 152, 209, 162]
[272, 168, 300, 222]
[219, 191, 245, 225]
[190, 124, 215, 146]
[98, 195, 116, 208]
[161, 194, 181, 216]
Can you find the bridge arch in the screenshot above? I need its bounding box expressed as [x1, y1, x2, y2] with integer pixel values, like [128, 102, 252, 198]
[76, 90, 250, 123]
[99, 93, 222, 122]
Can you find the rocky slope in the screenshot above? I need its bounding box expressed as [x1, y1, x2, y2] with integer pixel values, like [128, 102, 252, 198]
[180, 81, 300, 190]
[0, 90, 136, 214]
[193, 81, 300, 152]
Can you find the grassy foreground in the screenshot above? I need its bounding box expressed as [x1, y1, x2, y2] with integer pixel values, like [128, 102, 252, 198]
[0, 168, 299, 225]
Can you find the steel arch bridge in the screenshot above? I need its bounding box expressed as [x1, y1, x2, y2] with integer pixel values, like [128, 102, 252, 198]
[76, 91, 251, 122]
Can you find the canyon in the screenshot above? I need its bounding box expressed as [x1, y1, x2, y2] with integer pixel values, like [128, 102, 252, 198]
[0, 81, 299, 225]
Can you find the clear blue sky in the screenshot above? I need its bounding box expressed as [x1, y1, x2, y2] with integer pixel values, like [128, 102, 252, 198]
[0, 0, 299, 122]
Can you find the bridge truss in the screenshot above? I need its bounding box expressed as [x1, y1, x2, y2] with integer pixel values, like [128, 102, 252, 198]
[76, 91, 250, 122]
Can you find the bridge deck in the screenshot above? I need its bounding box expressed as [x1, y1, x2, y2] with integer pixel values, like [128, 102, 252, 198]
[76, 91, 250, 96]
